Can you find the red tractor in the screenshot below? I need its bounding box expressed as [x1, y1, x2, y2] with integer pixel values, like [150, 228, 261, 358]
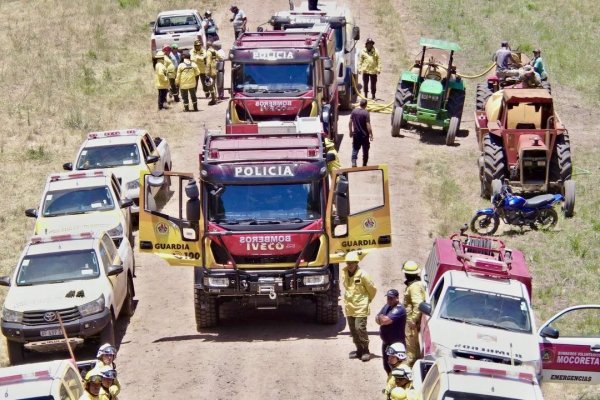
[474, 88, 575, 217]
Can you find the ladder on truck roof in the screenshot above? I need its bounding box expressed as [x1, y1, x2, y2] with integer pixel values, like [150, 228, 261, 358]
[450, 232, 513, 279]
[234, 30, 326, 50]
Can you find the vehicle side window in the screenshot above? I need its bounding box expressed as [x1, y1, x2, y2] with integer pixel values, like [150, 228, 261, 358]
[99, 243, 113, 270]
[430, 278, 444, 309]
[140, 140, 150, 161]
[64, 367, 84, 399]
[422, 364, 440, 400]
[144, 134, 156, 153]
[429, 380, 441, 400]
[112, 179, 122, 203]
[549, 307, 600, 338]
[101, 234, 118, 261]
[59, 383, 71, 400]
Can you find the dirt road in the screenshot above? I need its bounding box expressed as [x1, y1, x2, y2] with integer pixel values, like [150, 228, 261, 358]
[113, 1, 437, 398]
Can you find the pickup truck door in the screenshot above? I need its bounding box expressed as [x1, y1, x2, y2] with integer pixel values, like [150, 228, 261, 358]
[138, 172, 202, 266]
[326, 165, 392, 263]
[539, 305, 600, 384]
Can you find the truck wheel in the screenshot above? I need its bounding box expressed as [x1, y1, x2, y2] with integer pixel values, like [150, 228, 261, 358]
[100, 314, 115, 345]
[195, 289, 219, 330]
[550, 135, 572, 182]
[562, 180, 576, 218]
[391, 106, 405, 137]
[123, 277, 136, 317]
[6, 340, 24, 365]
[481, 134, 506, 198]
[445, 116, 459, 146]
[476, 83, 492, 111]
[316, 284, 340, 324]
[339, 80, 352, 111]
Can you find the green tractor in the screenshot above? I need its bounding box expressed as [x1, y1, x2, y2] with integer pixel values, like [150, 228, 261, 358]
[391, 38, 465, 146]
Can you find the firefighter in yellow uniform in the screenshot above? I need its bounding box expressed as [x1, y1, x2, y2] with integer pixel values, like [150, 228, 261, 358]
[342, 251, 377, 362]
[383, 350, 410, 399]
[324, 138, 341, 175]
[191, 40, 209, 98]
[154, 51, 170, 110]
[176, 52, 201, 112]
[205, 41, 224, 105]
[80, 370, 103, 400]
[402, 260, 426, 367]
[390, 386, 421, 400]
[358, 38, 381, 99]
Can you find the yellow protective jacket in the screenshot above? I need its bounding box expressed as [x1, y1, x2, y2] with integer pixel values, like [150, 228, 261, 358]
[205, 48, 223, 77]
[404, 280, 426, 326]
[163, 56, 176, 79]
[99, 386, 119, 400]
[359, 47, 381, 75]
[326, 148, 341, 173]
[342, 266, 377, 317]
[154, 61, 170, 89]
[79, 392, 100, 400]
[176, 60, 201, 90]
[191, 48, 207, 72]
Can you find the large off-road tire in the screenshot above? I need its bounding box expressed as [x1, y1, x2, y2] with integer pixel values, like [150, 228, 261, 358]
[391, 106, 405, 137]
[447, 89, 466, 120]
[562, 180, 576, 218]
[446, 116, 459, 146]
[532, 208, 558, 231]
[476, 83, 493, 111]
[394, 83, 414, 108]
[122, 276, 136, 317]
[195, 289, 219, 330]
[481, 134, 506, 198]
[470, 214, 500, 235]
[6, 340, 24, 365]
[550, 134, 572, 182]
[100, 314, 116, 345]
[316, 283, 340, 324]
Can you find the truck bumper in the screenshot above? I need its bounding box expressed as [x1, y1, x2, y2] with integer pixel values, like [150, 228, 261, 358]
[1, 308, 111, 352]
[194, 266, 336, 297]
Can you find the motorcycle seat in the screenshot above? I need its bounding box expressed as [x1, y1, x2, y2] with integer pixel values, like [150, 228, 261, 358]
[524, 194, 556, 208]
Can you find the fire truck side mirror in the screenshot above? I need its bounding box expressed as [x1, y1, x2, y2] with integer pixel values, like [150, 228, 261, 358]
[147, 173, 164, 188]
[418, 302, 432, 316]
[540, 325, 559, 339]
[352, 26, 360, 41]
[323, 57, 334, 86]
[334, 175, 349, 218]
[216, 61, 225, 73]
[185, 181, 200, 222]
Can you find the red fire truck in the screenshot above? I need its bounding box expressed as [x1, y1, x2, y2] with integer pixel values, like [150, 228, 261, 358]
[222, 25, 340, 143]
[137, 118, 391, 329]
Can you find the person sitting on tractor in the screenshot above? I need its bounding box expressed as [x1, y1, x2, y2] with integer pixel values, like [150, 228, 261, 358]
[530, 48, 548, 81]
[493, 41, 519, 81]
[518, 65, 542, 88]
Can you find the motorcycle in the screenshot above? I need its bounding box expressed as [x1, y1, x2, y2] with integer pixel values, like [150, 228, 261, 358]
[470, 181, 563, 235]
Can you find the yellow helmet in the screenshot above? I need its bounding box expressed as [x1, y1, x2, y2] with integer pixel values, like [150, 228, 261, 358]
[345, 251, 360, 263]
[390, 387, 407, 400]
[85, 369, 103, 384]
[154, 50, 165, 59]
[402, 260, 420, 275]
[324, 138, 335, 149]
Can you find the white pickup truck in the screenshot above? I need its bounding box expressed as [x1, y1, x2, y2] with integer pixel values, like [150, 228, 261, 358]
[0, 232, 135, 365]
[150, 9, 206, 56]
[412, 357, 544, 400]
[0, 359, 89, 399]
[63, 129, 172, 217]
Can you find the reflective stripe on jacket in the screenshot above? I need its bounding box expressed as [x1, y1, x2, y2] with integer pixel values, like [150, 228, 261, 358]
[176, 60, 201, 89]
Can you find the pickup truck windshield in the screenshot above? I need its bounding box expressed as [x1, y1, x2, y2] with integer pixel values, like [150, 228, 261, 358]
[17, 250, 100, 285]
[208, 182, 321, 223]
[43, 187, 114, 217]
[439, 287, 532, 333]
[443, 392, 520, 400]
[77, 144, 140, 169]
[157, 14, 198, 29]
[233, 63, 313, 94]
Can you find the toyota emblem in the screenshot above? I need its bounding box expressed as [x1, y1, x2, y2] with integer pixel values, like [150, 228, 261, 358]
[43, 312, 57, 322]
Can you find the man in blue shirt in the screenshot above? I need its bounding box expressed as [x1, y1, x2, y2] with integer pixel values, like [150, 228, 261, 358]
[376, 289, 407, 374]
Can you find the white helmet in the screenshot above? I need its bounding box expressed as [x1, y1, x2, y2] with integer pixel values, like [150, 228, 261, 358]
[385, 342, 407, 360]
[96, 343, 117, 359]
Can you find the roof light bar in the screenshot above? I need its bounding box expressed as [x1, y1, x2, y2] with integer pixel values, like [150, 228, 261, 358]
[452, 363, 534, 383]
[0, 370, 51, 384]
[87, 129, 142, 139]
[50, 170, 106, 182]
[31, 232, 96, 244]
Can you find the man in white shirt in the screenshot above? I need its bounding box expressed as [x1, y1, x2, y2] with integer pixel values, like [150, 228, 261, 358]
[229, 5, 247, 39]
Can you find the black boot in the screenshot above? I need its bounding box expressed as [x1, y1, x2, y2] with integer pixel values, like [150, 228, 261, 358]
[361, 346, 371, 362]
[184, 105, 190, 112]
[193, 102, 198, 112]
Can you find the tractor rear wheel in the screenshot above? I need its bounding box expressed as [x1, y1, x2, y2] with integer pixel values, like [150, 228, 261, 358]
[391, 107, 405, 137]
[562, 180, 576, 218]
[481, 134, 506, 198]
[476, 83, 492, 111]
[446, 116, 459, 146]
[195, 289, 219, 330]
[550, 134, 572, 182]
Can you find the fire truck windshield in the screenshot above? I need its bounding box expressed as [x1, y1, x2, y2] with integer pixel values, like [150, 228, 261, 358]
[208, 182, 321, 224]
[233, 63, 313, 94]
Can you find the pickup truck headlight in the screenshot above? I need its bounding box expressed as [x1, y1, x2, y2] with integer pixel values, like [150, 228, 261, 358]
[2, 308, 23, 323]
[78, 294, 105, 317]
[303, 275, 329, 285]
[126, 179, 140, 190]
[107, 223, 124, 239]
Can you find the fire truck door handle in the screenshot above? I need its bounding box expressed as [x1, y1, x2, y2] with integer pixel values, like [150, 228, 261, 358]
[590, 345, 600, 353]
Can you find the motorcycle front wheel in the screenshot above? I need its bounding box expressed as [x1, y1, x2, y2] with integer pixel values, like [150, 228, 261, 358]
[531, 208, 558, 231]
[470, 214, 500, 235]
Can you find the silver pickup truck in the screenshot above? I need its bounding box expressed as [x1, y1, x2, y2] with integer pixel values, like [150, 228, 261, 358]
[150, 9, 206, 56]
